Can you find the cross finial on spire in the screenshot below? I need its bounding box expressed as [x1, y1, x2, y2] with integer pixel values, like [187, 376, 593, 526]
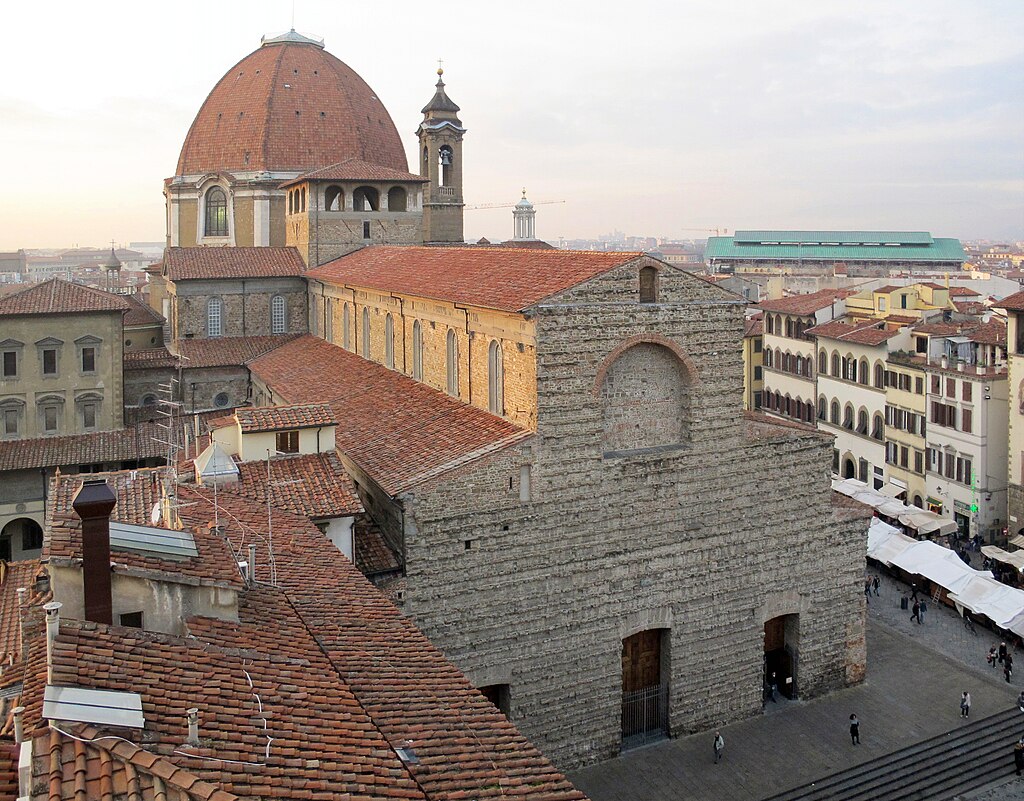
[110, 239, 116, 250]
[522, 187, 527, 198]
[437, 57, 444, 77]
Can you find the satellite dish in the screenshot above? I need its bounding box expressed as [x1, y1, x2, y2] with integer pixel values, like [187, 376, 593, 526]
[150, 503, 161, 526]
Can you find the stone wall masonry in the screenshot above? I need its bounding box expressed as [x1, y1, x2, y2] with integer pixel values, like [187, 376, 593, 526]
[173, 278, 308, 339]
[398, 260, 866, 770]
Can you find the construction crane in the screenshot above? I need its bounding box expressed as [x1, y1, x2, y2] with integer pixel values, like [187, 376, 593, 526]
[679, 227, 729, 237]
[465, 199, 566, 211]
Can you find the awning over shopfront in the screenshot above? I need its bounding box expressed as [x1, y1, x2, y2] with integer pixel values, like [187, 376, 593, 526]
[879, 483, 906, 498]
[1010, 535, 1024, 549]
[981, 545, 1024, 572]
[832, 479, 958, 537]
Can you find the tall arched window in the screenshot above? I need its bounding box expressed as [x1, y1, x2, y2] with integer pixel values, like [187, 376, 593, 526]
[764, 349, 773, 369]
[831, 352, 841, 376]
[385, 314, 395, 369]
[872, 414, 884, 440]
[488, 340, 504, 415]
[874, 362, 885, 388]
[412, 320, 423, 380]
[857, 409, 868, 434]
[439, 145, 454, 187]
[342, 303, 351, 350]
[830, 400, 840, 424]
[207, 297, 223, 337]
[324, 298, 334, 343]
[843, 404, 854, 429]
[353, 186, 379, 212]
[639, 266, 658, 303]
[361, 308, 371, 358]
[818, 396, 827, 420]
[858, 358, 869, 385]
[271, 295, 287, 334]
[446, 329, 458, 395]
[387, 186, 407, 212]
[819, 351, 828, 375]
[325, 185, 343, 211]
[204, 187, 228, 237]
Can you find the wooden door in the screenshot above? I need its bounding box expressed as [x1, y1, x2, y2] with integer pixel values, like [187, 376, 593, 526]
[622, 630, 661, 692]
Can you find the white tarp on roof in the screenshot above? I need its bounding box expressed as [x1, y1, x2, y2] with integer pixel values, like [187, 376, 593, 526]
[889, 541, 979, 595]
[867, 518, 916, 566]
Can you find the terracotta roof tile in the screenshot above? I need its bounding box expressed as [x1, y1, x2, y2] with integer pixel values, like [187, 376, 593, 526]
[948, 286, 981, 297]
[995, 290, 1024, 312]
[175, 334, 301, 368]
[353, 517, 402, 577]
[0, 561, 47, 664]
[229, 452, 363, 518]
[249, 336, 531, 494]
[163, 247, 306, 281]
[805, 317, 899, 345]
[235, 403, 336, 433]
[911, 318, 1006, 346]
[122, 294, 165, 326]
[280, 158, 428, 187]
[953, 300, 988, 315]
[0, 278, 129, 317]
[0, 421, 167, 472]
[756, 288, 854, 316]
[744, 314, 763, 337]
[307, 246, 644, 312]
[123, 346, 178, 369]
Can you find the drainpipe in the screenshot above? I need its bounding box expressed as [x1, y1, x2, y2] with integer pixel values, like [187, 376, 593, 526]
[248, 544, 257, 587]
[71, 479, 117, 625]
[43, 602, 61, 683]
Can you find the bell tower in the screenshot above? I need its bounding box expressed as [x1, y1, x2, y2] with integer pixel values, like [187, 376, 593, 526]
[418, 68, 466, 243]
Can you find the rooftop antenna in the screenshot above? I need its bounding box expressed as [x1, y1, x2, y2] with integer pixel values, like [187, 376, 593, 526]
[291, 0, 296, 30]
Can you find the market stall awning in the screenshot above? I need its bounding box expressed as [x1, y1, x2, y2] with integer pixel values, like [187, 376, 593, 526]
[867, 518, 916, 566]
[879, 483, 906, 498]
[981, 545, 1024, 572]
[889, 541, 979, 595]
[832, 479, 957, 536]
[949, 576, 1023, 628]
[1010, 535, 1024, 549]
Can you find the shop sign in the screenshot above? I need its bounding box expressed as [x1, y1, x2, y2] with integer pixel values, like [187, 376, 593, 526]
[954, 500, 971, 513]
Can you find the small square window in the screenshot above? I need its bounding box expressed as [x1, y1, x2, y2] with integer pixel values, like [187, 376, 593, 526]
[2, 351, 16, 378]
[275, 430, 299, 454]
[43, 349, 57, 375]
[81, 347, 96, 373]
[119, 611, 143, 628]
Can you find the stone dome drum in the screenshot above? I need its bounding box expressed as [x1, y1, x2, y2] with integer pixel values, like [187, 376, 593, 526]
[175, 32, 408, 176]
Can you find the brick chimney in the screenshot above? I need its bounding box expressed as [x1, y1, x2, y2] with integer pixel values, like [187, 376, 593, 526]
[71, 479, 117, 625]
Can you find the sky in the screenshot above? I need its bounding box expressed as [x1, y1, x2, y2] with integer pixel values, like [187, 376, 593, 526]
[0, 0, 1021, 249]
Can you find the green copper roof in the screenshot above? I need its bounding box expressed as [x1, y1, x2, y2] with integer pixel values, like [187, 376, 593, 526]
[733, 230, 935, 245]
[706, 234, 964, 263]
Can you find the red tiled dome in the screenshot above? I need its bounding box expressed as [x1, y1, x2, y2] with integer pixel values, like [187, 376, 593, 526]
[175, 35, 408, 176]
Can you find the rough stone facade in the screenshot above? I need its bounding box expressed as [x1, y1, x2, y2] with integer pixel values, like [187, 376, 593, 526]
[387, 259, 867, 769]
[169, 277, 308, 340]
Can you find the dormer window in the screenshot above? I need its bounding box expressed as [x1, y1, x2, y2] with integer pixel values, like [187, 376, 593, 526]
[276, 430, 299, 454]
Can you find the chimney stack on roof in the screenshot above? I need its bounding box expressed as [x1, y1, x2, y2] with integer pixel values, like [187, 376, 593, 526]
[43, 601, 62, 683]
[72, 479, 117, 625]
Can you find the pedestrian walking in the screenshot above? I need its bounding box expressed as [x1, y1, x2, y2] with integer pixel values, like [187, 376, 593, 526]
[1017, 690, 1024, 712]
[1000, 641, 1008, 664]
[911, 600, 921, 624]
[864, 579, 871, 604]
[768, 672, 778, 703]
[1005, 660, 1013, 684]
[849, 714, 860, 745]
[988, 645, 998, 667]
[960, 691, 971, 718]
[919, 600, 927, 624]
[1016, 737, 1024, 776]
[911, 584, 920, 601]
[713, 731, 724, 764]
[872, 576, 880, 596]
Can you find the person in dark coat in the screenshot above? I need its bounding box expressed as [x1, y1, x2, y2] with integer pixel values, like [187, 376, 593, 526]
[1005, 652, 1014, 683]
[911, 600, 921, 624]
[960, 691, 971, 718]
[999, 641, 1008, 664]
[872, 575, 880, 596]
[989, 645, 998, 667]
[849, 714, 860, 745]
[713, 731, 724, 764]
[1015, 738, 1024, 776]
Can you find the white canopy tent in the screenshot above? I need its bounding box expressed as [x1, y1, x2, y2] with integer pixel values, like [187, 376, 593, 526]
[981, 545, 1024, 572]
[832, 479, 958, 537]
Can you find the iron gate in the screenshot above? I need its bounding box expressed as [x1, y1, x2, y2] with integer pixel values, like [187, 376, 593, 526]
[621, 683, 669, 749]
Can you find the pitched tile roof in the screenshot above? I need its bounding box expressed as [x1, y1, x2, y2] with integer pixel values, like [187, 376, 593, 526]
[0, 421, 167, 472]
[249, 336, 531, 494]
[744, 313, 763, 337]
[743, 410, 831, 441]
[0, 278, 129, 317]
[307, 246, 644, 312]
[0, 560, 47, 664]
[354, 517, 402, 577]
[176, 487, 586, 800]
[948, 286, 981, 297]
[230, 452, 363, 518]
[967, 319, 1006, 346]
[44, 468, 244, 589]
[805, 318, 900, 346]
[163, 247, 306, 281]
[175, 334, 301, 368]
[912, 319, 1006, 347]
[952, 300, 988, 315]
[123, 346, 178, 369]
[995, 290, 1024, 312]
[122, 293, 165, 326]
[280, 158, 428, 187]
[235, 403, 337, 433]
[756, 288, 854, 316]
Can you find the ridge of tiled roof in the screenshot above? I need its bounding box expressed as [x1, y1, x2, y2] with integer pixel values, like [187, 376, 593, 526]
[249, 336, 531, 494]
[805, 317, 900, 345]
[229, 452, 363, 518]
[911, 318, 1006, 347]
[175, 334, 301, 368]
[0, 421, 167, 472]
[280, 158, 429, 187]
[123, 293, 165, 326]
[995, 290, 1024, 312]
[744, 314, 763, 337]
[756, 288, 855, 315]
[235, 403, 337, 433]
[163, 247, 306, 281]
[123, 346, 178, 369]
[307, 245, 645, 312]
[0, 278, 130, 317]
[177, 487, 586, 800]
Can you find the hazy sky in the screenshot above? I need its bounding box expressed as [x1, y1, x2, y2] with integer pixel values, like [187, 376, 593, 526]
[1, 0, 1021, 249]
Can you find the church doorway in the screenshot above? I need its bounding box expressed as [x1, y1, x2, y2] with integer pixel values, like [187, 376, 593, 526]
[842, 458, 856, 479]
[764, 615, 799, 701]
[621, 628, 669, 749]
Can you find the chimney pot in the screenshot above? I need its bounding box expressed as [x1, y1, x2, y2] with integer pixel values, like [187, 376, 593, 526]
[12, 706, 24, 744]
[43, 601, 62, 684]
[186, 707, 200, 746]
[72, 479, 116, 625]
